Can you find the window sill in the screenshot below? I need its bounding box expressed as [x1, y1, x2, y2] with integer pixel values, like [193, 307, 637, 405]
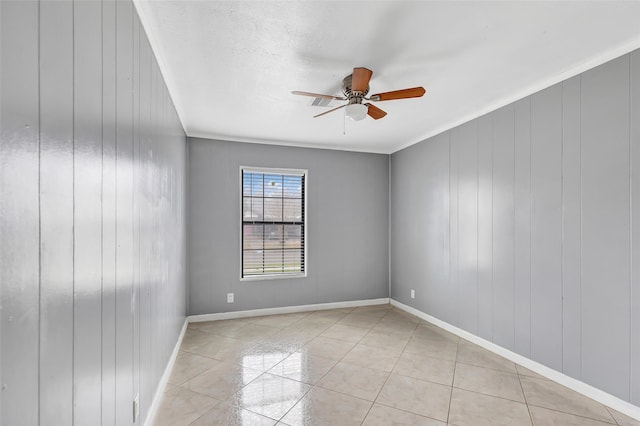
[240, 273, 307, 282]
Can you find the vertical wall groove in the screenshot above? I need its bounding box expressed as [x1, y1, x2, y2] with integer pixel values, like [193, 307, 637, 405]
[477, 119, 480, 334]
[113, 0, 119, 416]
[37, 2, 42, 424]
[490, 115, 494, 342]
[100, 2, 105, 422]
[578, 76, 583, 379]
[579, 74, 584, 381]
[631, 48, 640, 406]
[628, 50, 633, 399]
[560, 81, 565, 371]
[71, 1, 76, 422]
[529, 96, 532, 357]
[512, 106, 516, 348]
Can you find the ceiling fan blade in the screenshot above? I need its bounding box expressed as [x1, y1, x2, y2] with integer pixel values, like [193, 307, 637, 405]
[366, 104, 387, 120]
[352, 67, 373, 93]
[291, 91, 345, 100]
[313, 104, 347, 118]
[370, 86, 426, 101]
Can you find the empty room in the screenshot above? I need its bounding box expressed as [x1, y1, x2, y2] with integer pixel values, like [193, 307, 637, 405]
[2, 1, 640, 425]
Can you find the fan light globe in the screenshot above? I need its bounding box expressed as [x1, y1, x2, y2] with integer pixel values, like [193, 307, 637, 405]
[345, 104, 368, 121]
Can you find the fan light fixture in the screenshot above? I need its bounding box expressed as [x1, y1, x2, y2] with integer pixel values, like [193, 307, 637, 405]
[345, 103, 368, 121]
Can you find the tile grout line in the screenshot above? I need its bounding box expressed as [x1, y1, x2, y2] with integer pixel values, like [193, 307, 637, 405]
[604, 405, 624, 426]
[447, 339, 461, 424]
[517, 370, 620, 425]
[451, 384, 530, 406]
[527, 402, 620, 425]
[518, 365, 535, 425]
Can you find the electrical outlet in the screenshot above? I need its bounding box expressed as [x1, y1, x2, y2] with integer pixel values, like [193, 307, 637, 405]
[133, 393, 140, 423]
[227, 293, 234, 303]
[410, 289, 415, 299]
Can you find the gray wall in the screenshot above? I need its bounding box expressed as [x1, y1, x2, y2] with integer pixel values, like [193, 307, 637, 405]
[391, 49, 640, 404]
[0, 1, 187, 425]
[188, 138, 389, 315]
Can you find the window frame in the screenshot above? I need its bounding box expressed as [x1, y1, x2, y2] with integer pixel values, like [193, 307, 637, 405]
[239, 166, 308, 281]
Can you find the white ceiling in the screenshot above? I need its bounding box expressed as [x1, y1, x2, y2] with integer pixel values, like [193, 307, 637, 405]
[135, 1, 640, 154]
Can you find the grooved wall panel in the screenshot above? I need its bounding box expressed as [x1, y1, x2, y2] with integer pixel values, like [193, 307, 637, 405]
[424, 134, 450, 320]
[429, 134, 450, 320]
[0, 1, 187, 425]
[101, 1, 118, 423]
[477, 114, 493, 341]
[391, 47, 640, 404]
[581, 55, 631, 400]
[513, 98, 532, 358]
[115, 2, 135, 423]
[149, 58, 160, 394]
[39, 2, 75, 423]
[561, 76, 582, 380]
[449, 130, 459, 327]
[138, 30, 153, 419]
[492, 104, 515, 351]
[132, 14, 141, 416]
[0, 2, 40, 424]
[73, 1, 104, 424]
[456, 120, 479, 335]
[530, 84, 563, 371]
[390, 140, 424, 303]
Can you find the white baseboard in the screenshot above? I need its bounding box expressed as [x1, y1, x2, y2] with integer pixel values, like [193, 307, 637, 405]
[143, 318, 189, 426]
[188, 298, 390, 323]
[390, 298, 640, 421]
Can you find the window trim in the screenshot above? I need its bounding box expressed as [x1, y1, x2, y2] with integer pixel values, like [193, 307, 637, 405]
[239, 166, 308, 281]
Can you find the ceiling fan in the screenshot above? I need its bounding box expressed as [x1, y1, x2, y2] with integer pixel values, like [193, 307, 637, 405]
[292, 67, 425, 121]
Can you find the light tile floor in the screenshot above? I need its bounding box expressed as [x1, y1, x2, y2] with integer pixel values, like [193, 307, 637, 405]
[154, 304, 640, 426]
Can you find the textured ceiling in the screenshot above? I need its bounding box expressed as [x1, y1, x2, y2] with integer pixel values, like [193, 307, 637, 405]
[134, 1, 640, 154]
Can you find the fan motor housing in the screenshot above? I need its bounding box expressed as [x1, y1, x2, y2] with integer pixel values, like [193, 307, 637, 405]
[342, 74, 369, 103]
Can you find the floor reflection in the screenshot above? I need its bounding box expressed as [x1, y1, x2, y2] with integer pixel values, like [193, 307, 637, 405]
[240, 352, 310, 421]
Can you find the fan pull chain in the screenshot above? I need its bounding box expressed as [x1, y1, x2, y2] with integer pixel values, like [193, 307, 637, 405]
[343, 113, 346, 135]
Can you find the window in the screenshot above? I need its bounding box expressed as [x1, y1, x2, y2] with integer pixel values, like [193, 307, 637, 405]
[241, 167, 306, 279]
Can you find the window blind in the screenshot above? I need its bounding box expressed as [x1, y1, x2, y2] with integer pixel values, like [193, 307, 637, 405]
[242, 169, 306, 278]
